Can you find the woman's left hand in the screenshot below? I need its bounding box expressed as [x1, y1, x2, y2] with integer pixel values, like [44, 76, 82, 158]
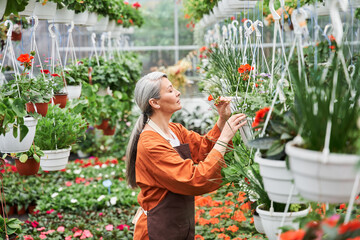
[215, 99, 231, 121]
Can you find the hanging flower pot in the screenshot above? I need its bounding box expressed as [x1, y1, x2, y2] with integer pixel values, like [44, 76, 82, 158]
[86, 12, 98, 26]
[106, 20, 116, 32]
[65, 84, 82, 100]
[15, 157, 40, 176]
[253, 211, 265, 234]
[95, 119, 116, 136]
[18, 0, 37, 16]
[51, 7, 75, 24]
[53, 94, 68, 108]
[256, 204, 309, 240]
[87, 15, 109, 32]
[33, 1, 57, 20]
[255, 154, 303, 204]
[11, 31, 22, 41]
[40, 147, 71, 171]
[73, 10, 89, 25]
[285, 141, 360, 203]
[0, 0, 7, 19]
[26, 102, 49, 117]
[0, 117, 38, 153]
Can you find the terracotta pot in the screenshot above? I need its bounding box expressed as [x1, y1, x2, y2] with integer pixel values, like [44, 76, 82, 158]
[26, 102, 49, 117]
[53, 94, 68, 108]
[103, 126, 116, 136]
[15, 157, 40, 176]
[17, 206, 26, 215]
[11, 31, 22, 41]
[95, 120, 116, 135]
[7, 205, 15, 216]
[28, 205, 36, 214]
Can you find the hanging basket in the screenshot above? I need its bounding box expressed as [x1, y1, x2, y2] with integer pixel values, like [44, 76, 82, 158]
[73, 10, 89, 25]
[253, 212, 265, 234]
[95, 119, 116, 136]
[86, 12, 98, 26]
[53, 94, 68, 108]
[40, 147, 71, 171]
[51, 7, 75, 24]
[285, 141, 360, 203]
[64, 85, 82, 100]
[87, 15, 109, 33]
[256, 204, 309, 240]
[0, 0, 7, 19]
[106, 20, 116, 32]
[255, 154, 303, 204]
[26, 102, 49, 117]
[18, 0, 37, 16]
[225, 0, 257, 9]
[0, 117, 38, 153]
[15, 157, 40, 176]
[33, 1, 57, 20]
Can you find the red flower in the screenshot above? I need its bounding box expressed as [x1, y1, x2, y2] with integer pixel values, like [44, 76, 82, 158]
[31, 221, 39, 228]
[329, 35, 336, 41]
[338, 219, 360, 234]
[116, 224, 130, 231]
[46, 209, 55, 214]
[252, 107, 270, 128]
[132, 2, 141, 9]
[17, 53, 34, 63]
[241, 18, 248, 23]
[280, 230, 306, 240]
[41, 69, 50, 74]
[117, 19, 123, 24]
[199, 46, 207, 52]
[129, 19, 134, 24]
[194, 235, 204, 240]
[231, 16, 235, 21]
[208, 95, 214, 101]
[51, 73, 60, 77]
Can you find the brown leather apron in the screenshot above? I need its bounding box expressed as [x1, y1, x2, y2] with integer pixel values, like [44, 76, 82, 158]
[147, 143, 195, 240]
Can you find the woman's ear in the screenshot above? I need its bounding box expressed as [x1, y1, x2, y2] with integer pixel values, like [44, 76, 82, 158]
[149, 98, 160, 110]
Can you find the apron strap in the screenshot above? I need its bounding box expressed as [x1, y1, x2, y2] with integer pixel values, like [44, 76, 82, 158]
[132, 207, 148, 225]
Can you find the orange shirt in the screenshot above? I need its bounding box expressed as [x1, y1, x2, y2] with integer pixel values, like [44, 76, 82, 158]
[134, 122, 226, 240]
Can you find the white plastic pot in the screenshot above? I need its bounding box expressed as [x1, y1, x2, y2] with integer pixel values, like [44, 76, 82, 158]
[0, 0, 7, 19]
[253, 214, 265, 234]
[225, 0, 257, 9]
[18, 0, 36, 16]
[33, 1, 57, 20]
[106, 20, 116, 32]
[40, 147, 71, 171]
[0, 117, 38, 153]
[73, 10, 89, 25]
[65, 84, 82, 99]
[87, 15, 109, 33]
[285, 141, 360, 203]
[86, 12, 98, 26]
[255, 154, 303, 204]
[256, 204, 309, 240]
[51, 7, 75, 24]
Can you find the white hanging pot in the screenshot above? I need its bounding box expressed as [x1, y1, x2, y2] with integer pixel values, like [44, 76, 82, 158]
[33, 1, 57, 20]
[73, 10, 89, 25]
[0, 0, 7, 19]
[106, 20, 116, 32]
[85, 12, 98, 26]
[87, 15, 109, 33]
[51, 7, 75, 24]
[18, 0, 37, 16]
[225, 0, 257, 9]
[0, 117, 38, 153]
[40, 147, 71, 171]
[255, 154, 303, 204]
[285, 141, 360, 203]
[65, 84, 82, 99]
[256, 204, 309, 240]
[253, 213, 265, 234]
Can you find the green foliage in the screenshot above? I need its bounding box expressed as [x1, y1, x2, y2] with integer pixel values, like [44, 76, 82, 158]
[0, 216, 22, 239]
[182, 0, 219, 23]
[61, 0, 87, 13]
[15, 144, 44, 163]
[64, 63, 87, 86]
[34, 104, 86, 150]
[4, 0, 28, 16]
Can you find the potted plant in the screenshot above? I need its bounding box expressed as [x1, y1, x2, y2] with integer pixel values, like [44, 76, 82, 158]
[285, 46, 360, 203]
[33, 0, 58, 20]
[0, 216, 22, 240]
[64, 62, 87, 99]
[51, 70, 68, 108]
[35, 104, 86, 171]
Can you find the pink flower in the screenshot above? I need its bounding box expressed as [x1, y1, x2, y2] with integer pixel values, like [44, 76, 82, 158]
[44, 230, 55, 234]
[39, 235, 47, 239]
[65, 236, 72, 240]
[57, 213, 63, 219]
[57, 226, 65, 232]
[132, 2, 141, 9]
[31, 221, 39, 228]
[37, 227, 46, 231]
[116, 224, 130, 231]
[24, 236, 34, 240]
[74, 230, 83, 238]
[124, 0, 129, 4]
[46, 209, 55, 214]
[105, 224, 114, 231]
[65, 181, 72, 187]
[99, 212, 104, 216]
[80, 230, 93, 239]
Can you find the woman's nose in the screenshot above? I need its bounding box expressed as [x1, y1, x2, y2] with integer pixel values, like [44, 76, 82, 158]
[176, 89, 181, 97]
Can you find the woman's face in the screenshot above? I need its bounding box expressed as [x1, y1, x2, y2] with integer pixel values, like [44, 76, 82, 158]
[157, 77, 182, 114]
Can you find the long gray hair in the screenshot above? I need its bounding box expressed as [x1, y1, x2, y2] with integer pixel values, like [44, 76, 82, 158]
[126, 72, 167, 188]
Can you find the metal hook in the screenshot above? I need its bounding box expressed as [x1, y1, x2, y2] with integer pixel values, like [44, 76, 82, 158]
[348, 65, 355, 78]
[269, 0, 281, 21]
[244, 19, 254, 37]
[253, 20, 263, 37]
[91, 32, 96, 44]
[323, 24, 333, 37]
[231, 20, 239, 30]
[66, 21, 74, 33]
[28, 16, 39, 31]
[5, 20, 13, 38]
[329, 0, 348, 45]
[48, 23, 56, 39]
[291, 8, 308, 35]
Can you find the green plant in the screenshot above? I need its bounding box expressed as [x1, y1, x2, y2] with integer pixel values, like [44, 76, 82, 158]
[182, 0, 219, 24]
[14, 144, 44, 163]
[0, 216, 22, 239]
[61, 0, 87, 13]
[34, 104, 87, 150]
[64, 62, 87, 85]
[4, 0, 29, 16]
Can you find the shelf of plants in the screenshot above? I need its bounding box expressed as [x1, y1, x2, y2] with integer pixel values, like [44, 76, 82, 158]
[1, 0, 360, 239]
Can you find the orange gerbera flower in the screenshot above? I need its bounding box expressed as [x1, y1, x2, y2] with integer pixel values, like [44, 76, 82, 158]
[227, 225, 239, 233]
[208, 95, 214, 101]
[231, 210, 246, 222]
[194, 235, 204, 240]
[210, 218, 220, 224]
[280, 229, 305, 240]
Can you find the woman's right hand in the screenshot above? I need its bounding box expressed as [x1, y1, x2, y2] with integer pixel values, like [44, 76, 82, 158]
[218, 113, 247, 143]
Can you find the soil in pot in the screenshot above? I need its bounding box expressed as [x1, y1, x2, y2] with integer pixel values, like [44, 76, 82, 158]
[53, 94, 68, 108]
[26, 102, 49, 117]
[15, 157, 40, 176]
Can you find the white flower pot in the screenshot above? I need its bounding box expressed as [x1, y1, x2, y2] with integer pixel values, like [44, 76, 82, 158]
[40, 147, 71, 171]
[253, 213, 265, 234]
[256, 204, 309, 240]
[225, 0, 257, 9]
[65, 84, 82, 99]
[0, 0, 7, 19]
[73, 10, 89, 25]
[50, 7, 75, 24]
[255, 154, 303, 204]
[87, 15, 109, 33]
[97, 87, 112, 96]
[0, 117, 38, 153]
[33, 1, 57, 20]
[18, 0, 36, 16]
[106, 20, 116, 32]
[86, 12, 98, 26]
[285, 141, 360, 203]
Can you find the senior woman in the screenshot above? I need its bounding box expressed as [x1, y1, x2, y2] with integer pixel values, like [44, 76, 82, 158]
[126, 72, 247, 240]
